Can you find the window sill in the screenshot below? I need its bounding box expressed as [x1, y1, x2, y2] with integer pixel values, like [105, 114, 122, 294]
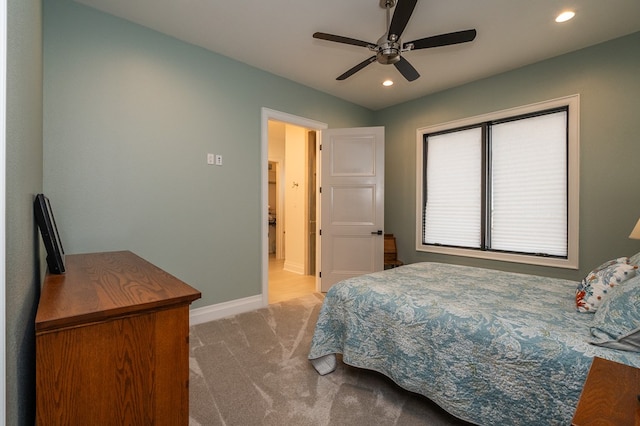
[417, 244, 578, 269]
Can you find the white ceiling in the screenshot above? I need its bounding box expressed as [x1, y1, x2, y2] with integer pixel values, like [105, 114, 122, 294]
[74, 0, 640, 111]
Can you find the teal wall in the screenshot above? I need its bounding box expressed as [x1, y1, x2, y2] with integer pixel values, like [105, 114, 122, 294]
[6, 0, 43, 424]
[43, 0, 375, 309]
[377, 31, 640, 280]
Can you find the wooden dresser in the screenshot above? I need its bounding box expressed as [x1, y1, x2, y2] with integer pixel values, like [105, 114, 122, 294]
[572, 357, 640, 425]
[35, 251, 201, 425]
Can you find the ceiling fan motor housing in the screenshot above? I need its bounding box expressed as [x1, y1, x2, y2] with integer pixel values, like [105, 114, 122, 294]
[376, 37, 401, 64]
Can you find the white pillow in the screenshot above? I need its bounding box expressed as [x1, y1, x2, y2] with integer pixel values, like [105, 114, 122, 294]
[576, 258, 637, 312]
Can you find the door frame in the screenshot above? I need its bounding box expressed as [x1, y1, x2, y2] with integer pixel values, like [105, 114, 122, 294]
[268, 158, 284, 259]
[260, 108, 327, 307]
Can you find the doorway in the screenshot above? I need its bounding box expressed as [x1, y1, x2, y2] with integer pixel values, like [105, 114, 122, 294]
[261, 108, 328, 306]
[267, 121, 317, 303]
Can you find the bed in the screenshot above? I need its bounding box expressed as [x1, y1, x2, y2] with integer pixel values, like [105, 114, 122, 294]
[308, 260, 640, 425]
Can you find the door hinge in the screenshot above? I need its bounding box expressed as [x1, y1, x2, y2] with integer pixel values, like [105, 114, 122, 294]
[319, 144, 322, 150]
[319, 271, 321, 278]
[319, 186, 322, 193]
[319, 229, 321, 236]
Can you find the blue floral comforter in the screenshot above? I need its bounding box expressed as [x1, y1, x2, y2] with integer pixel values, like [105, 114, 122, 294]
[308, 262, 640, 425]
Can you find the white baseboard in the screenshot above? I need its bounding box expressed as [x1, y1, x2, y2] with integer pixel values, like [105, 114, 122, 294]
[283, 260, 304, 275]
[189, 294, 264, 325]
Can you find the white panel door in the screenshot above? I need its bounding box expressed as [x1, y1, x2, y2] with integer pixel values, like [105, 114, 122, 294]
[320, 127, 384, 292]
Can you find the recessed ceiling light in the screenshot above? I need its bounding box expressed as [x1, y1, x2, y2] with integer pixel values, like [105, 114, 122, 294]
[556, 11, 575, 23]
[383, 80, 394, 87]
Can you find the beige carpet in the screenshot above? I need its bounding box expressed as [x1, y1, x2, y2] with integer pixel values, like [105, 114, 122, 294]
[188, 293, 473, 426]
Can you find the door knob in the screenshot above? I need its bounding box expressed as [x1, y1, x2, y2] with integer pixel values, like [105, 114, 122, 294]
[371, 230, 383, 235]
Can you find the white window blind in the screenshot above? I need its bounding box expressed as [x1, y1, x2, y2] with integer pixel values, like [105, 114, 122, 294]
[490, 112, 567, 256]
[416, 95, 579, 268]
[424, 127, 482, 248]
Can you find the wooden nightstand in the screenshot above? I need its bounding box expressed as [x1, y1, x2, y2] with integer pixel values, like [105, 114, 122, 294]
[572, 357, 640, 425]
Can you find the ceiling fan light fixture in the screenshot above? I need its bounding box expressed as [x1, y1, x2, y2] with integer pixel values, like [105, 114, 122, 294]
[555, 11, 575, 23]
[383, 80, 394, 87]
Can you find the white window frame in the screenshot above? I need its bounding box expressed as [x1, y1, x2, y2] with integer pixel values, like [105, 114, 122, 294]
[415, 94, 580, 269]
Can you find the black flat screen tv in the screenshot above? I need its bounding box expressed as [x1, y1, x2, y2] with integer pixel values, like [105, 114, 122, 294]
[34, 193, 65, 274]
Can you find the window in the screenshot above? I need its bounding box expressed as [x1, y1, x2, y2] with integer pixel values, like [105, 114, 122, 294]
[416, 95, 579, 268]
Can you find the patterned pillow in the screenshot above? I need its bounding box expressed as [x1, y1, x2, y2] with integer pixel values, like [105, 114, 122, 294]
[575, 257, 637, 312]
[590, 275, 640, 352]
[630, 251, 640, 267]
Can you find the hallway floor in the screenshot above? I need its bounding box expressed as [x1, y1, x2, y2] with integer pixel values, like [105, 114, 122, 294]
[268, 255, 316, 304]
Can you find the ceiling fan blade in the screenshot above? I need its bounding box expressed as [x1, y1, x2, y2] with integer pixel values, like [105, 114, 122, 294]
[405, 29, 477, 50]
[394, 56, 420, 81]
[337, 56, 377, 80]
[388, 0, 418, 39]
[313, 32, 374, 49]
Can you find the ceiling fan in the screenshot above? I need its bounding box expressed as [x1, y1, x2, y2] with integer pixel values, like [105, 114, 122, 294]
[313, 0, 477, 82]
